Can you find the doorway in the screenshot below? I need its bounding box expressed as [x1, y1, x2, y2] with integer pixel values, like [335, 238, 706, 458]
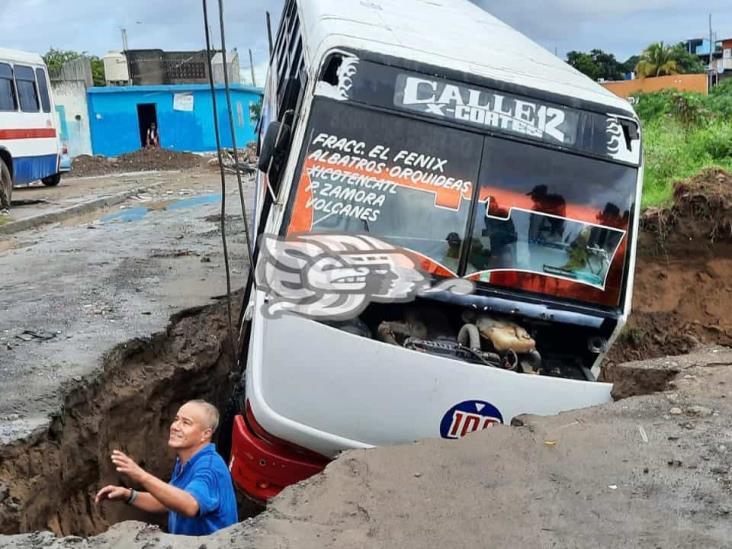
[136, 103, 158, 148]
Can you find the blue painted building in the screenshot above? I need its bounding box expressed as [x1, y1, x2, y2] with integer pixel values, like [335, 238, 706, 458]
[87, 83, 263, 156]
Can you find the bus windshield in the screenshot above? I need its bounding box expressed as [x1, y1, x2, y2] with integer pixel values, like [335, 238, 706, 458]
[285, 98, 638, 307]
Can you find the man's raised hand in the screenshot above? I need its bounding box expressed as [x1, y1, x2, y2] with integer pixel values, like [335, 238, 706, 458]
[111, 450, 148, 483]
[94, 485, 130, 505]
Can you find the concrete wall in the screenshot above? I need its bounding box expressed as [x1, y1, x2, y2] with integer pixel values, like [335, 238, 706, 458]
[51, 80, 93, 157]
[602, 74, 709, 98]
[212, 51, 241, 84]
[87, 84, 263, 157]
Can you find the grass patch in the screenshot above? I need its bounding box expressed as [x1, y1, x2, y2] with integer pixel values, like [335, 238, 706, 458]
[643, 119, 732, 208]
[636, 87, 732, 208]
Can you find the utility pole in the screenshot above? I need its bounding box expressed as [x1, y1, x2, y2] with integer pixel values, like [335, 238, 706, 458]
[709, 13, 714, 88]
[266, 11, 274, 56]
[248, 48, 257, 87]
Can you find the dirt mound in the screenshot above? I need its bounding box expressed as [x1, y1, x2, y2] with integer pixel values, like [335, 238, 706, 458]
[71, 149, 204, 178]
[608, 169, 732, 363]
[641, 167, 732, 248]
[70, 155, 117, 178]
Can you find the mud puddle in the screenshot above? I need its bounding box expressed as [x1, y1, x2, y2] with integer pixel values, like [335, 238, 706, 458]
[0, 295, 247, 537]
[100, 194, 221, 224]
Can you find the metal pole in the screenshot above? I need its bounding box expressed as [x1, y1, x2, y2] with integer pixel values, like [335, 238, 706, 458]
[248, 48, 257, 87]
[266, 11, 274, 56]
[709, 13, 713, 66]
[709, 13, 714, 90]
[121, 28, 129, 51]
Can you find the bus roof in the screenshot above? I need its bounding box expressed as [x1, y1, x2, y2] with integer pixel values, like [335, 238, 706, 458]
[0, 48, 45, 66]
[299, 0, 634, 115]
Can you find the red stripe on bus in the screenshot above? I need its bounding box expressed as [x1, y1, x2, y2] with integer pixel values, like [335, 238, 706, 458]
[0, 128, 57, 139]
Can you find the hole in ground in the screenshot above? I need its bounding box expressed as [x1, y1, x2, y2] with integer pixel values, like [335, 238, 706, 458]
[0, 294, 261, 537]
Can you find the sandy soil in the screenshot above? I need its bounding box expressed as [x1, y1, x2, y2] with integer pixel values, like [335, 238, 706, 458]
[3, 347, 730, 548]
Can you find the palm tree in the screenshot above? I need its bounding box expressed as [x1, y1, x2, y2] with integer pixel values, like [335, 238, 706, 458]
[635, 42, 680, 77]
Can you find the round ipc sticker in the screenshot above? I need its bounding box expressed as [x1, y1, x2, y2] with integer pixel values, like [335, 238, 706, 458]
[440, 400, 503, 439]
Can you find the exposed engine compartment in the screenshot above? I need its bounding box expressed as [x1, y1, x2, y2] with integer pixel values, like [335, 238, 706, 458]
[326, 297, 616, 381]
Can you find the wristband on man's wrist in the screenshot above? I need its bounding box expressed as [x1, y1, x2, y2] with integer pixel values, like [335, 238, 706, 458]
[126, 488, 138, 505]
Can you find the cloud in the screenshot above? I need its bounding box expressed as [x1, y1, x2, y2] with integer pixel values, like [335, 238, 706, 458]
[0, 0, 284, 61]
[2, 0, 729, 70]
[472, 0, 732, 58]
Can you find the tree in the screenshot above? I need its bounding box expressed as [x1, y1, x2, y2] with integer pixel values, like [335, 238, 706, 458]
[249, 97, 262, 126]
[589, 49, 625, 81]
[43, 48, 80, 74]
[670, 42, 706, 74]
[622, 55, 640, 75]
[635, 42, 680, 77]
[566, 49, 624, 81]
[566, 51, 600, 80]
[89, 57, 105, 86]
[42, 48, 105, 86]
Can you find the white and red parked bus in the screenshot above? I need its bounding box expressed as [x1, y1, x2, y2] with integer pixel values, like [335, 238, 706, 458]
[228, 0, 642, 502]
[0, 48, 62, 209]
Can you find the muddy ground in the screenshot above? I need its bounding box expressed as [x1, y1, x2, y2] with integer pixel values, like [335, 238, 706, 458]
[607, 168, 732, 363]
[2, 171, 204, 231]
[0, 169, 252, 536]
[0, 297, 240, 536]
[1, 167, 732, 546]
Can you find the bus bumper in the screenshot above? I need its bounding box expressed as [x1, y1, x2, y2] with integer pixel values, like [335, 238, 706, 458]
[229, 411, 330, 502]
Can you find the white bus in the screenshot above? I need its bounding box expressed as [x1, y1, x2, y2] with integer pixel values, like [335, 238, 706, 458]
[0, 48, 63, 209]
[228, 0, 642, 502]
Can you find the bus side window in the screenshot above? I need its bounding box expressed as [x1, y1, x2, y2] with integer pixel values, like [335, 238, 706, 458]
[35, 68, 51, 113]
[272, 2, 305, 116]
[0, 63, 17, 112]
[265, 0, 307, 189]
[14, 65, 39, 113]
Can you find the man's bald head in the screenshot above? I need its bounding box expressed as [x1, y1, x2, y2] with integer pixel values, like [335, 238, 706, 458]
[184, 399, 220, 432]
[169, 400, 220, 453]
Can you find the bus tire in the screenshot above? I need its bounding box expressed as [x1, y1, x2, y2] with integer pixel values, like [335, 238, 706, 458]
[0, 158, 11, 209]
[41, 173, 62, 187]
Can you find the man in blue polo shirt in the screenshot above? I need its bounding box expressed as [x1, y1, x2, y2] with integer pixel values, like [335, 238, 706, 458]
[95, 399, 238, 536]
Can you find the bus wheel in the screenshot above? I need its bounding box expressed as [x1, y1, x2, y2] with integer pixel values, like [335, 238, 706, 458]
[0, 158, 11, 209]
[41, 173, 62, 187]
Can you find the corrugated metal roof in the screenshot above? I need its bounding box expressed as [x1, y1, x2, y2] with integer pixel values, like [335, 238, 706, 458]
[298, 0, 634, 114]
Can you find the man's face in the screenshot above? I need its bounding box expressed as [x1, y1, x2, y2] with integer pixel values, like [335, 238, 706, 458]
[168, 403, 211, 450]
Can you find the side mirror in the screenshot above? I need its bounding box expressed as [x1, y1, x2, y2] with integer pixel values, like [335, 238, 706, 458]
[257, 121, 290, 173]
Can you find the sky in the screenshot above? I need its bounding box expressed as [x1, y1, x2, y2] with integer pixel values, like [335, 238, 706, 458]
[2, 0, 732, 86]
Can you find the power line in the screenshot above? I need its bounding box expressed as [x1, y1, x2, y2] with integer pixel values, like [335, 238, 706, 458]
[202, 0, 237, 365]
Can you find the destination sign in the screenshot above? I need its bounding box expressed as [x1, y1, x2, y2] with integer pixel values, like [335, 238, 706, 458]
[314, 57, 641, 165]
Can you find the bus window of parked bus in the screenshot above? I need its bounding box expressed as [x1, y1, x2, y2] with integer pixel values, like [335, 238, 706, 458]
[14, 65, 39, 113]
[0, 63, 16, 112]
[35, 68, 51, 113]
